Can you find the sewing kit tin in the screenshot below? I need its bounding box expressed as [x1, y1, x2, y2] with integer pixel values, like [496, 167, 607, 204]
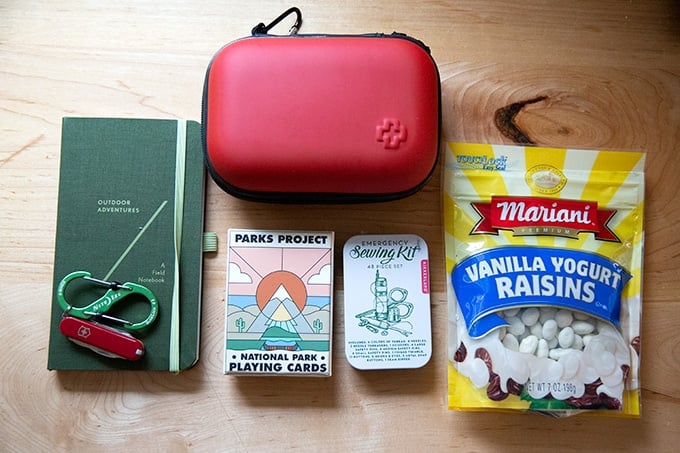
[343, 234, 432, 369]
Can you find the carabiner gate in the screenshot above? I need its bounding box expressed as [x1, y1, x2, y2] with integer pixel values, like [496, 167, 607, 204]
[251, 7, 303, 36]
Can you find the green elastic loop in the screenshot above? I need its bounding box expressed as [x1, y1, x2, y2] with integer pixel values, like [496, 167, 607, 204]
[203, 232, 218, 253]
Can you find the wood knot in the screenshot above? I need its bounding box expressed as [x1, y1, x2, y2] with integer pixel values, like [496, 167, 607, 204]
[494, 96, 548, 145]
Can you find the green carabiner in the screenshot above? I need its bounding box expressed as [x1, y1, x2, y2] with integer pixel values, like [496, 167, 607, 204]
[57, 270, 159, 331]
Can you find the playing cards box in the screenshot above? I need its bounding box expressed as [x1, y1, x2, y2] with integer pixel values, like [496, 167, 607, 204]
[224, 230, 334, 376]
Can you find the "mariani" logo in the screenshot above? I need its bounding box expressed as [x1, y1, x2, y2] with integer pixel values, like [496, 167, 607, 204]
[470, 196, 620, 242]
[495, 199, 593, 225]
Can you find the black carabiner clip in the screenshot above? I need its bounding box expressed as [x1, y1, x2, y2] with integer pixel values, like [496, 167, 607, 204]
[252, 7, 303, 36]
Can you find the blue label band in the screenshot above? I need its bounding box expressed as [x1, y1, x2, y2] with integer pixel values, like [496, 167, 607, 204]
[451, 246, 631, 338]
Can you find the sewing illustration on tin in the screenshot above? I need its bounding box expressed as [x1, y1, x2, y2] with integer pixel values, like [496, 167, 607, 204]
[355, 270, 414, 338]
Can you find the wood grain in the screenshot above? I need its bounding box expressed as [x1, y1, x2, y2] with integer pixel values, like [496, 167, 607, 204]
[2, 0, 680, 451]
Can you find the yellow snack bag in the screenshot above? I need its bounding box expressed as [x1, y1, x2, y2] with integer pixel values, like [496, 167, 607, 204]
[444, 143, 644, 417]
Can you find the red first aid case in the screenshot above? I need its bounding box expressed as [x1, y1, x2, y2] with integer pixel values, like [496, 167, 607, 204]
[202, 8, 440, 203]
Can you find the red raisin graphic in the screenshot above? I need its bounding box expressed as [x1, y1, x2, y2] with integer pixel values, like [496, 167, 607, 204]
[486, 373, 509, 401]
[453, 342, 467, 362]
[474, 348, 493, 372]
[631, 336, 641, 356]
[506, 378, 523, 396]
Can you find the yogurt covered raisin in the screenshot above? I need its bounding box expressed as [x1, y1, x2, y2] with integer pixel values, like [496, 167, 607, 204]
[506, 316, 525, 337]
[519, 335, 539, 354]
[572, 334, 584, 350]
[502, 333, 519, 352]
[539, 307, 558, 324]
[555, 309, 573, 328]
[536, 338, 549, 358]
[542, 319, 558, 340]
[558, 326, 575, 348]
[572, 320, 596, 335]
[530, 322, 543, 338]
[520, 307, 540, 327]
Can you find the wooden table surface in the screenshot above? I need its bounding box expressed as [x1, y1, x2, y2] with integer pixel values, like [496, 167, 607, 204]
[2, 1, 679, 451]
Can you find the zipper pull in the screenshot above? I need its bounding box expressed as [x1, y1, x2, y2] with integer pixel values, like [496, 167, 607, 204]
[390, 32, 431, 53]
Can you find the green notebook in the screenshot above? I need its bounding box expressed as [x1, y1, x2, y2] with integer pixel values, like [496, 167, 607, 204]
[48, 118, 206, 371]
